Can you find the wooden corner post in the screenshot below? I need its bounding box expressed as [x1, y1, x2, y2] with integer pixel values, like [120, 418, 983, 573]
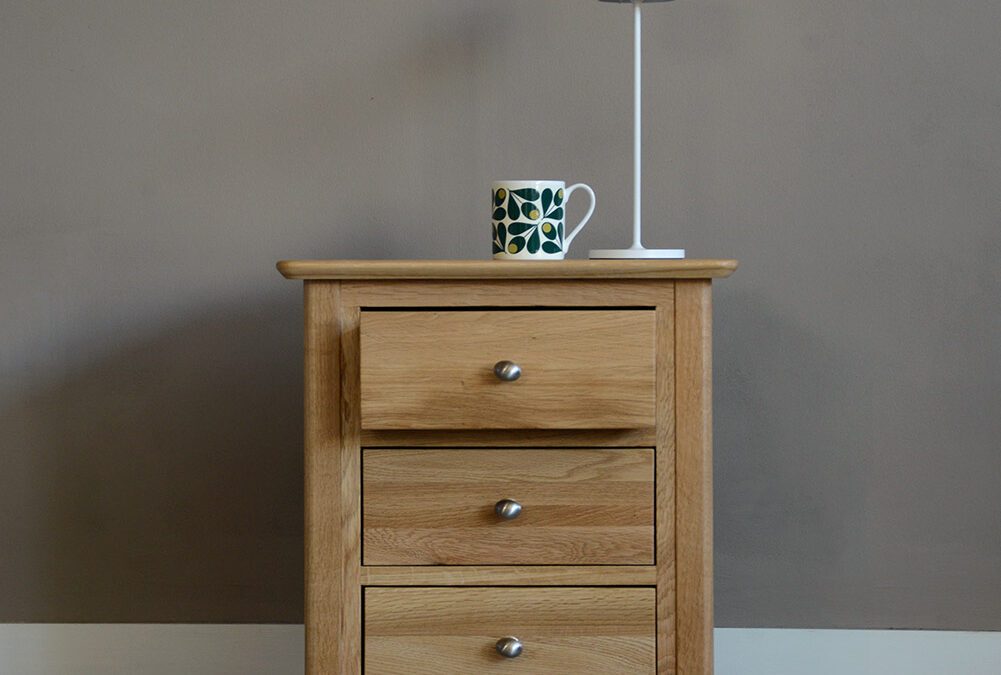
[675, 280, 714, 674]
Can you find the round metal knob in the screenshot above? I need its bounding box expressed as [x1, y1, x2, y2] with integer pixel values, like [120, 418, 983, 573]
[494, 499, 523, 520]
[493, 360, 522, 382]
[495, 636, 523, 658]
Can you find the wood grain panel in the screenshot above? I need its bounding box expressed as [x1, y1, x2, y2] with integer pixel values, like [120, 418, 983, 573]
[336, 302, 363, 674]
[365, 587, 656, 674]
[360, 310, 656, 429]
[342, 279, 670, 307]
[656, 297, 679, 673]
[675, 280, 714, 674]
[360, 565, 657, 586]
[362, 449, 654, 565]
[361, 428, 656, 447]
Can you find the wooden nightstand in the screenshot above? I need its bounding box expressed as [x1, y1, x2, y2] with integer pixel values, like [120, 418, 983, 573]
[278, 259, 736, 674]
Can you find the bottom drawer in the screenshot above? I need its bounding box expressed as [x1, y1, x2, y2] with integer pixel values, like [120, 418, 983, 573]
[364, 586, 655, 674]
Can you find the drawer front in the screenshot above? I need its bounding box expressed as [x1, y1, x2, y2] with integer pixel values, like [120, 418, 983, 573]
[359, 310, 656, 430]
[365, 587, 656, 674]
[362, 448, 654, 565]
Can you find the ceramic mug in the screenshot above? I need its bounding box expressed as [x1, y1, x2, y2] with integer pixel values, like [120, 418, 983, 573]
[491, 180, 596, 260]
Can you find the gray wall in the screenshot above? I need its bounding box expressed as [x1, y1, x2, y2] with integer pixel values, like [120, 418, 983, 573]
[1, 0, 998, 628]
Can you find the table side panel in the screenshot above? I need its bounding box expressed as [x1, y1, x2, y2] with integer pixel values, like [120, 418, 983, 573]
[303, 282, 347, 673]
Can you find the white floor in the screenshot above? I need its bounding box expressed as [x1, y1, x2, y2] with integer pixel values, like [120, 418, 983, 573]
[1, 625, 999, 674]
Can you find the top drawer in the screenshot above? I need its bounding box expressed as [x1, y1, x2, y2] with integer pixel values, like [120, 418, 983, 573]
[359, 310, 656, 430]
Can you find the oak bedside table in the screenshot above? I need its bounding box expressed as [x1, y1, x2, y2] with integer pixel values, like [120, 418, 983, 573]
[277, 259, 737, 675]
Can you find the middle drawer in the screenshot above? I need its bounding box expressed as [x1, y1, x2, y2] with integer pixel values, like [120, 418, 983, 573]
[362, 448, 655, 565]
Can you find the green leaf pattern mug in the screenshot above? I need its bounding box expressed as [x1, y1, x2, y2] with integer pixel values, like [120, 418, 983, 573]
[492, 180, 596, 260]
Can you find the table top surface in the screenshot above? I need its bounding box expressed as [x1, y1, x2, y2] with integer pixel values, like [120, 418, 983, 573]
[277, 259, 738, 280]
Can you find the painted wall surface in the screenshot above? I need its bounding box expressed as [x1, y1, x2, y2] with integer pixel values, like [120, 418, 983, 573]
[2, 0, 999, 627]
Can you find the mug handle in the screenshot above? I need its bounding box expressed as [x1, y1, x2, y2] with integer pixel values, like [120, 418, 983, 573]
[562, 183, 596, 253]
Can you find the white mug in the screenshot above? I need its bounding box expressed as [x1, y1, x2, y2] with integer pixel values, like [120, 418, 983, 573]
[491, 180, 596, 260]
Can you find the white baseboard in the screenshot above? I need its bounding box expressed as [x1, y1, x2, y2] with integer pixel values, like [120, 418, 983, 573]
[0, 624, 303, 675]
[715, 628, 1001, 675]
[1, 625, 999, 674]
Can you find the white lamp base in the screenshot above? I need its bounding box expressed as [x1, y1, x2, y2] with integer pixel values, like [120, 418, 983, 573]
[589, 247, 686, 259]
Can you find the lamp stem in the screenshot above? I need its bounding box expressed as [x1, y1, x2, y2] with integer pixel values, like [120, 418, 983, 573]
[589, 0, 684, 260]
[632, 0, 643, 249]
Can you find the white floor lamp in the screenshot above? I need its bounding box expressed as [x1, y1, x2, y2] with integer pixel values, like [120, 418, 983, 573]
[590, 0, 685, 260]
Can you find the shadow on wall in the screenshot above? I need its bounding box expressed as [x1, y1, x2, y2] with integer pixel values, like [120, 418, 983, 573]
[0, 298, 304, 622]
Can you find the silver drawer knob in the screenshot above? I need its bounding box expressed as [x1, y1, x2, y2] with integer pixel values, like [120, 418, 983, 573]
[494, 499, 523, 520]
[495, 636, 523, 658]
[493, 360, 522, 381]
